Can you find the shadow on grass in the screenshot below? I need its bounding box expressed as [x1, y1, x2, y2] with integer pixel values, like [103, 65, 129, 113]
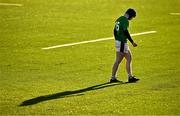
[19, 81, 126, 106]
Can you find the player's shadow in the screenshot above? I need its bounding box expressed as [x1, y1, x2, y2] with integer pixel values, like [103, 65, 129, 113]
[19, 82, 125, 106]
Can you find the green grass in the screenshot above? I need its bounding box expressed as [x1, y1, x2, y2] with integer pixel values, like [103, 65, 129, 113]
[0, 0, 180, 115]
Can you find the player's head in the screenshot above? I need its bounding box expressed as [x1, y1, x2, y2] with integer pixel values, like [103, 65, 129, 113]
[125, 8, 136, 20]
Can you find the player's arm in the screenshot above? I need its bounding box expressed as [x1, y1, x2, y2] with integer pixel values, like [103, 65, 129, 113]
[123, 29, 134, 43]
[123, 29, 137, 47]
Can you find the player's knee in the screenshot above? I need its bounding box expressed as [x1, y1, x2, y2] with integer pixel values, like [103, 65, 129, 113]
[116, 59, 121, 64]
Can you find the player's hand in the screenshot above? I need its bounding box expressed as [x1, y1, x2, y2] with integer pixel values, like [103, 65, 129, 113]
[132, 42, 138, 47]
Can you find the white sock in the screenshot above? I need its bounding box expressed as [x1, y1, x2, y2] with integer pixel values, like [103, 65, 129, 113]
[128, 74, 133, 78]
[112, 76, 116, 80]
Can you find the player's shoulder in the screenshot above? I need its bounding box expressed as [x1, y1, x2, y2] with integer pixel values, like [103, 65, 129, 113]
[116, 16, 127, 22]
[120, 16, 128, 21]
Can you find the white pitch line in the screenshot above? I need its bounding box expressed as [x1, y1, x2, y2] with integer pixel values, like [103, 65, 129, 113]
[42, 31, 157, 50]
[0, 3, 22, 7]
[170, 13, 180, 15]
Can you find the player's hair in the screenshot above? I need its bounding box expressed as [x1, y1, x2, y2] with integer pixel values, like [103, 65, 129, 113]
[126, 8, 136, 18]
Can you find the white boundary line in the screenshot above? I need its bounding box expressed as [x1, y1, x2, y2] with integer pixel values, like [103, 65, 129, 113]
[42, 31, 157, 50]
[0, 3, 22, 7]
[170, 13, 180, 15]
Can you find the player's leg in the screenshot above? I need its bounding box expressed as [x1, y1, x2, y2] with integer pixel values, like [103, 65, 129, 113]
[124, 50, 133, 77]
[125, 50, 139, 82]
[111, 51, 125, 79]
[111, 40, 125, 82]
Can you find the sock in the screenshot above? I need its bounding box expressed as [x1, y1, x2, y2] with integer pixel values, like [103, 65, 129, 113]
[111, 76, 116, 80]
[128, 74, 133, 78]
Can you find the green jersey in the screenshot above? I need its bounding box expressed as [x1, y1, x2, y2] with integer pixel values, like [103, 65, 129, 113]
[114, 16, 129, 43]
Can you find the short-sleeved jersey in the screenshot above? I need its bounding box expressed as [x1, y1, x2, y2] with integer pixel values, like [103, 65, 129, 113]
[114, 16, 129, 43]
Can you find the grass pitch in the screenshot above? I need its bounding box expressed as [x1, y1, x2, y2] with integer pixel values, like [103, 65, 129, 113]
[0, 0, 180, 115]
